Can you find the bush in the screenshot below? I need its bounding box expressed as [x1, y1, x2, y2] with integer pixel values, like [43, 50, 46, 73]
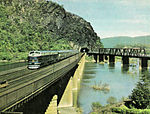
[130, 74, 150, 109]
[91, 102, 102, 111]
[112, 107, 150, 114]
[0, 52, 13, 61]
[107, 96, 117, 105]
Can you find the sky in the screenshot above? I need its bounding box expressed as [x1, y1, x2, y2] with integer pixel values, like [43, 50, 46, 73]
[51, 0, 150, 38]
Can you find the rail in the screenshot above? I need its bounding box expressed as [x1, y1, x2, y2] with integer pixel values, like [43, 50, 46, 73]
[0, 53, 83, 112]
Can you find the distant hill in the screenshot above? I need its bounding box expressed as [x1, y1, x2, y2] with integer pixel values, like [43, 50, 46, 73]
[101, 35, 150, 48]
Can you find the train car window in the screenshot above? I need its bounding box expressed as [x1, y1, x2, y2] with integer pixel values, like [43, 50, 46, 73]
[30, 51, 34, 54]
[35, 52, 40, 54]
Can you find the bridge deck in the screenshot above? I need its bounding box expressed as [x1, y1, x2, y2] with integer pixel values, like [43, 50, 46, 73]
[88, 48, 150, 59]
[0, 53, 83, 112]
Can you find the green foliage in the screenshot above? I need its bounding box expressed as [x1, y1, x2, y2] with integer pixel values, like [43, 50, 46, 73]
[0, 52, 28, 61]
[92, 102, 102, 109]
[0, 52, 13, 60]
[0, 0, 102, 61]
[107, 96, 117, 105]
[130, 74, 150, 109]
[112, 107, 150, 114]
[91, 102, 103, 112]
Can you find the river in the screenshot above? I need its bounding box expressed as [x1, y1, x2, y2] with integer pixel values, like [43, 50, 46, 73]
[77, 59, 141, 114]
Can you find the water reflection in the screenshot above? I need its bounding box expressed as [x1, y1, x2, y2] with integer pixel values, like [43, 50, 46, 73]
[82, 74, 96, 80]
[121, 64, 129, 73]
[83, 71, 96, 75]
[78, 61, 140, 114]
[108, 63, 115, 69]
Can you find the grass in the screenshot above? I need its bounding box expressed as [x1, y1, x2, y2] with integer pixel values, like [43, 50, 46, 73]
[91, 81, 110, 91]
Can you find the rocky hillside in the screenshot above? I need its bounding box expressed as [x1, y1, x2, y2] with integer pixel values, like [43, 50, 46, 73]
[0, 0, 102, 60]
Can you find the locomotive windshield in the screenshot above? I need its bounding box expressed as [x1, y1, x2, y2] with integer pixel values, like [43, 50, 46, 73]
[28, 57, 38, 63]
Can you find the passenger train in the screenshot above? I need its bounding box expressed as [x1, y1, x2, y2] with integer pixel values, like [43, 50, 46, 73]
[28, 50, 79, 69]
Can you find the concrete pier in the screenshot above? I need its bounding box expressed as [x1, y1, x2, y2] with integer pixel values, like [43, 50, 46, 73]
[58, 77, 73, 108]
[122, 56, 129, 65]
[45, 95, 58, 114]
[105, 55, 108, 60]
[93, 54, 97, 63]
[99, 55, 104, 62]
[140, 58, 148, 69]
[109, 55, 115, 63]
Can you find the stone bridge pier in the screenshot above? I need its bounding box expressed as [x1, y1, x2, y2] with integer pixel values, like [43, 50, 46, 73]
[93, 54, 98, 63]
[140, 58, 148, 69]
[122, 56, 129, 65]
[92, 54, 149, 70]
[99, 54, 104, 62]
[109, 55, 115, 63]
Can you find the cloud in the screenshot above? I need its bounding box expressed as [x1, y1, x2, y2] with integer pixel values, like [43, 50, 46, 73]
[52, 0, 99, 2]
[96, 30, 150, 38]
[119, 19, 147, 24]
[118, 0, 150, 7]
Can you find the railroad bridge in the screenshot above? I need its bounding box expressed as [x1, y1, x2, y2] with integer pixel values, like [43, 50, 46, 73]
[0, 53, 84, 113]
[88, 48, 150, 69]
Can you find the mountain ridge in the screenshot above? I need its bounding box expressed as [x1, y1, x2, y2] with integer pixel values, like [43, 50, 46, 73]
[101, 35, 150, 48]
[0, 0, 102, 60]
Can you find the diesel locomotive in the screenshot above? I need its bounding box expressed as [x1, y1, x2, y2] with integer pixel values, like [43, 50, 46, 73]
[28, 50, 79, 69]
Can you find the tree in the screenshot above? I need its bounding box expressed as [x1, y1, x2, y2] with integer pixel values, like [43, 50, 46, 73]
[107, 96, 117, 105]
[130, 73, 150, 109]
[91, 102, 102, 111]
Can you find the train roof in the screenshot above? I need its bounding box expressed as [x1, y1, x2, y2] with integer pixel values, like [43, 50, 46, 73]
[28, 50, 78, 57]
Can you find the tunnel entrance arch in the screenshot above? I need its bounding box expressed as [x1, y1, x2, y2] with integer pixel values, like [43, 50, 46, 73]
[80, 48, 89, 53]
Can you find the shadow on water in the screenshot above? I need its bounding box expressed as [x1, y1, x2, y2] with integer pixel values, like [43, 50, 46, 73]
[108, 63, 115, 69]
[82, 74, 96, 79]
[108, 62, 115, 73]
[82, 80, 91, 83]
[83, 70, 96, 74]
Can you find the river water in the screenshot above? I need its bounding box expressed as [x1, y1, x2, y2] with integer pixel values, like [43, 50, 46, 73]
[77, 60, 141, 114]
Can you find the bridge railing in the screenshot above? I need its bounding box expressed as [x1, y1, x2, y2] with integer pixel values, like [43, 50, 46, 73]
[145, 48, 150, 56]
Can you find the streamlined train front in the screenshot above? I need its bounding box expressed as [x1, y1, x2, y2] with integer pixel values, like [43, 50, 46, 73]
[28, 51, 41, 69]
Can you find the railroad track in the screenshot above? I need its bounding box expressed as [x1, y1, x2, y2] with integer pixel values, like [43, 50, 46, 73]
[0, 64, 54, 93]
[0, 66, 36, 82]
[0, 66, 27, 76]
